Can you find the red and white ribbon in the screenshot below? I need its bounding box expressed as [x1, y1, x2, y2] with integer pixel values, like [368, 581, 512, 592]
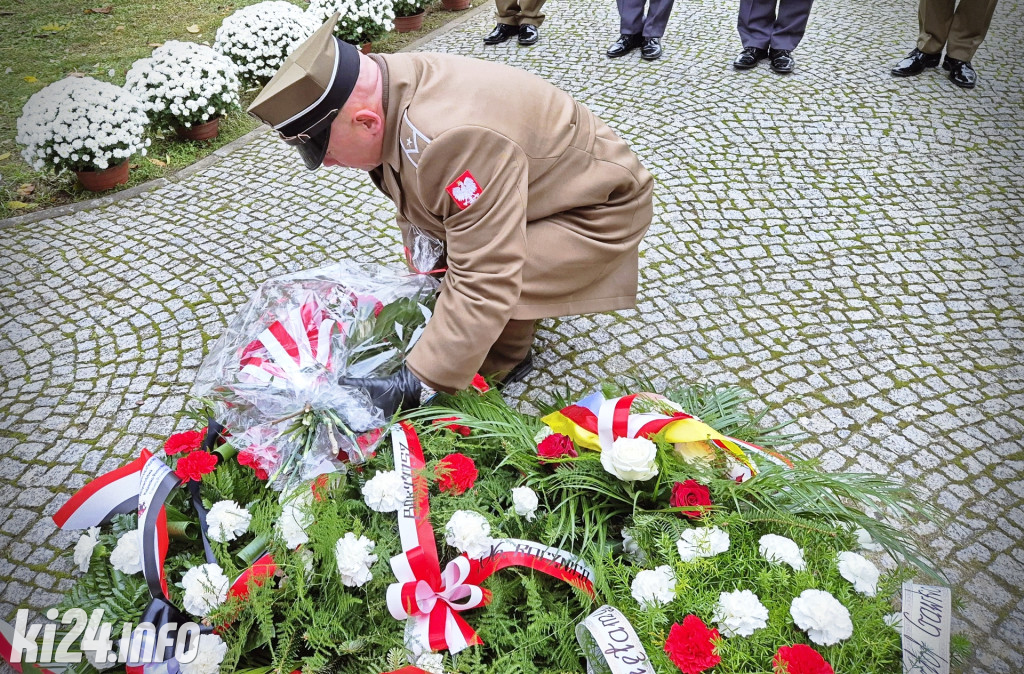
[0, 619, 58, 674]
[385, 423, 594, 655]
[238, 295, 339, 389]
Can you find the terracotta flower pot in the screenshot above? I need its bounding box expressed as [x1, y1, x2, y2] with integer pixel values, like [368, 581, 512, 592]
[361, 42, 373, 54]
[175, 117, 220, 141]
[394, 9, 425, 32]
[74, 160, 130, 192]
[442, 0, 471, 10]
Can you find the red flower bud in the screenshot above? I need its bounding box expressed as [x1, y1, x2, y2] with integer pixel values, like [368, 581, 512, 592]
[670, 479, 712, 519]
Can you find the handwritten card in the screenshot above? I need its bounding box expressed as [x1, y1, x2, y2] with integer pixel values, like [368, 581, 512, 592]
[901, 582, 951, 674]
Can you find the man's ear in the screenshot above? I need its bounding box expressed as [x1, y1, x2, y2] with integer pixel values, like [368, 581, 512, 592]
[353, 109, 383, 135]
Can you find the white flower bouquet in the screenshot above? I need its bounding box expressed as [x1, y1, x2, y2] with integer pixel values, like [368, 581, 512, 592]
[307, 0, 396, 47]
[214, 1, 319, 87]
[125, 41, 241, 132]
[15, 76, 150, 174]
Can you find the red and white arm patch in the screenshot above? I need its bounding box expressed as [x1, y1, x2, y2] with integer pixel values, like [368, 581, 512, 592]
[445, 170, 483, 210]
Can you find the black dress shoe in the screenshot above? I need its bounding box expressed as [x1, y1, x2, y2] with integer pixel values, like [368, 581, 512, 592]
[640, 37, 663, 60]
[483, 23, 519, 45]
[733, 46, 768, 69]
[606, 34, 642, 58]
[768, 48, 795, 73]
[495, 352, 534, 390]
[890, 48, 941, 77]
[943, 56, 977, 88]
[518, 24, 539, 46]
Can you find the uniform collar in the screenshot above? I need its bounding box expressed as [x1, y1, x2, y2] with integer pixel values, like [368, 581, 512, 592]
[369, 53, 413, 173]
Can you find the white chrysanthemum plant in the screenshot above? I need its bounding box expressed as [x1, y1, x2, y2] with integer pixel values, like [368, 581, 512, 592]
[214, 1, 319, 87]
[125, 41, 240, 135]
[15, 77, 150, 176]
[307, 0, 396, 48]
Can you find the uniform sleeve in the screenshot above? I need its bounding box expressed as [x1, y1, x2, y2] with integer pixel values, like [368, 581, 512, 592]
[404, 126, 529, 392]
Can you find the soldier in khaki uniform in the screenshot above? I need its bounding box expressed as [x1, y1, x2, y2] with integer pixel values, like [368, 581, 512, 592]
[248, 15, 653, 411]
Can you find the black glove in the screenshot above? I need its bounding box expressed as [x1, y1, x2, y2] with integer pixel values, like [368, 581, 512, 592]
[338, 365, 423, 418]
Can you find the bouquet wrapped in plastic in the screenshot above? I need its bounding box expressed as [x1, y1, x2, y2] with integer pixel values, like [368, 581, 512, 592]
[194, 238, 443, 487]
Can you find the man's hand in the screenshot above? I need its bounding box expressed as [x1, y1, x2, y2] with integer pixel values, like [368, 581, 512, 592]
[338, 365, 423, 418]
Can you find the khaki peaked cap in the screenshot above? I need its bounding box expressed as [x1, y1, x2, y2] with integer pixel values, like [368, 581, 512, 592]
[247, 12, 361, 137]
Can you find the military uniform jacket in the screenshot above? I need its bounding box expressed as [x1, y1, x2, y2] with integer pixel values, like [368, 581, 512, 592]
[368, 53, 653, 392]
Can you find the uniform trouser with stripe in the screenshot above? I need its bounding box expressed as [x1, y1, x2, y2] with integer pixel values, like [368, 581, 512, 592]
[737, 0, 815, 51]
[495, 0, 546, 26]
[917, 0, 999, 61]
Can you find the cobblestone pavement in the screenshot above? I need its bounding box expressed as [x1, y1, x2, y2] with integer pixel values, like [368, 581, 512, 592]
[2, 0, 1022, 671]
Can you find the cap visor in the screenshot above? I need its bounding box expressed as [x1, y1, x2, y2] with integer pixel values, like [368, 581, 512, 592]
[293, 127, 330, 170]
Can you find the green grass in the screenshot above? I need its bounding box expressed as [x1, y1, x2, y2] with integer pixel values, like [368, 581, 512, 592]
[0, 0, 487, 220]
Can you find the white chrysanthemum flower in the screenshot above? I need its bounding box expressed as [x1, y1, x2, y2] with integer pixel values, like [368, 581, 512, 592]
[600, 436, 659, 482]
[837, 551, 880, 596]
[334, 532, 377, 587]
[362, 469, 408, 513]
[790, 589, 854, 646]
[677, 526, 730, 562]
[109, 529, 143, 575]
[179, 633, 228, 674]
[444, 510, 493, 560]
[206, 500, 252, 543]
[511, 486, 539, 520]
[74, 526, 101, 573]
[630, 565, 676, 608]
[621, 528, 648, 565]
[181, 564, 230, 617]
[758, 534, 807, 571]
[853, 526, 884, 552]
[415, 652, 444, 674]
[214, 2, 318, 85]
[16, 77, 148, 174]
[712, 589, 769, 637]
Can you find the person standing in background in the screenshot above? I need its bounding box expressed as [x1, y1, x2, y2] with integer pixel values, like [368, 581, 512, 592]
[731, 0, 814, 73]
[482, 0, 547, 47]
[605, 0, 675, 61]
[890, 0, 999, 89]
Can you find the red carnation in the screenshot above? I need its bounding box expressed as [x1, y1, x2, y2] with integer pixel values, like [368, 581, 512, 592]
[664, 615, 721, 674]
[537, 433, 578, 465]
[670, 480, 712, 519]
[436, 453, 478, 495]
[174, 450, 218, 483]
[432, 416, 472, 437]
[773, 644, 834, 674]
[471, 373, 490, 393]
[164, 429, 204, 455]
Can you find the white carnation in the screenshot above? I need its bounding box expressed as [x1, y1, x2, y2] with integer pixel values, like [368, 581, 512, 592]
[677, 526, 730, 562]
[511, 486, 539, 520]
[334, 532, 377, 587]
[854, 526, 884, 552]
[444, 510, 493, 560]
[179, 633, 228, 674]
[600, 436, 659, 482]
[109, 529, 143, 575]
[621, 528, 648, 564]
[206, 500, 252, 543]
[73, 526, 101, 573]
[758, 534, 807, 571]
[790, 589, 854, 646]
[630, 565, 676, 607]
[415, 652, 445, 674]
[837, 551, 880, 596]
[362, 470, 408, 513]
[712, 589, 769, 637]
[181, 564, 230, 617]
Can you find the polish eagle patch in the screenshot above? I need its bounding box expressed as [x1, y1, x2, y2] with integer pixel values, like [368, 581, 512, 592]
[446, 170, 483, 210]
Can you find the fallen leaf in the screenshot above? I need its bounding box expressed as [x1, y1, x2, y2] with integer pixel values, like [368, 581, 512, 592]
[40, 23, 66, 31]
[148, 158, 167, 166]
[186, 24, 200, 33]
[129, 163, 139, 169]
[147, 42, 163, 47]
[115, 24, 125, 31]
[0, 153, 11, 162]
[23, 75, 38, 83]
[17, 183, 35, 196]
[84, 6, 114, 14]
[6, 201, 33, 210]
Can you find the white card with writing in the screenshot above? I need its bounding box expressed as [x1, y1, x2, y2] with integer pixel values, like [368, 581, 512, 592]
[901, 582, 951, 674]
